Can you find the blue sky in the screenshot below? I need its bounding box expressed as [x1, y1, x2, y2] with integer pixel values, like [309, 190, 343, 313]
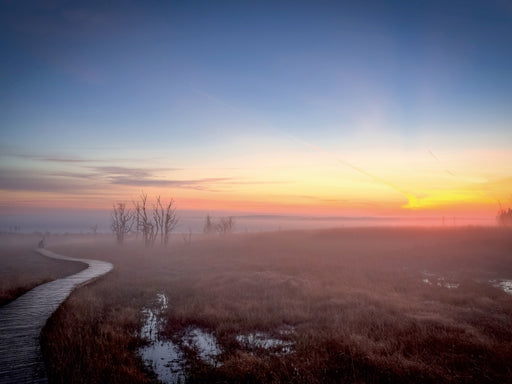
[1, 0, 512, 223]
[3, 0, 511, 146]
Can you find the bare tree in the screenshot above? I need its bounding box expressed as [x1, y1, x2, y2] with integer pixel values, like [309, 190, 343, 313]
[216, 216, 235, 235]
[133, 192, 178, 246]
[111, 203, 134, 245]
[133, 199, 141, 239]
[203, 215, 235, 235]
[203, 214, 215, 234]
[153, 196, 178, 245]
[182, 228, 192, 246]
[497, 208, 512, 227]
[153, 196, 164, 244]
[163, 198, 178, 244]
[135, 192, 156, 247]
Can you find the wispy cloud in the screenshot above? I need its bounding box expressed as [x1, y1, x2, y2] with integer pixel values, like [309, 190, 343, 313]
[91, 166, 286, 191]
[44, 157, 90, 163]
[0, 162, 285, 194]
[0, 169, 97, 193]
[5, 152, 88, 163]
[91, 166, 154, 179]
[4, 150, 169, 166]
[48, 171, 98, 179]
[1, 149, 289, 196]
[110, 177, 233, 191]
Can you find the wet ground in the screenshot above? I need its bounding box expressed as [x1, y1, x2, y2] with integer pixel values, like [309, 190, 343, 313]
[138, 293, 295, 383]
[490, 279, 512, 294]
[421, 270, 512, 295]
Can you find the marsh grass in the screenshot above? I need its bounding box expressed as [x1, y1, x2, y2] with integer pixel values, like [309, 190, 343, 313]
[0, 235, 86, 306]
[38, 227, 512, 383]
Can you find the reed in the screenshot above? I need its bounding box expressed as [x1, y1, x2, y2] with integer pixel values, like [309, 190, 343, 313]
[32, 227, 512, 382]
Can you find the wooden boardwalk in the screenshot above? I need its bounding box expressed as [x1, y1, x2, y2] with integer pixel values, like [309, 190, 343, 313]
[0, 249, 113, 383]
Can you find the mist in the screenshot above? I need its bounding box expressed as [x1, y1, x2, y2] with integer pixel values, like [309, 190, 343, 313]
[0, 206, 497, 235]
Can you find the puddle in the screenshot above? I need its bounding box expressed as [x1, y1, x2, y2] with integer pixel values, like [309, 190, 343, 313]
[139, 294, 186, 384]
[490, 279, 512, 295]
[140, 294, 167, 341]
[236, 331, 294, 354]
[436, 277, 459, 289]
[138, 294, 222, 383]
[138, 294, 298, 382]
[139, 337, 185, 384]
[182, 327, 222, 365]
[421, 272, 459, 289]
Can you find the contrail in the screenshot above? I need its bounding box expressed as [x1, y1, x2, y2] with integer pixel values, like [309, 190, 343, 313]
[189, 86, 421, 208]
[428, 149, 439, 161]
[428, 149, 456, 177]
[289, 135, 420, 208]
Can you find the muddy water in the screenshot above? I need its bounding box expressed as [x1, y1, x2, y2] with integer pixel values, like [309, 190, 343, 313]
[0, 249, 113, 384]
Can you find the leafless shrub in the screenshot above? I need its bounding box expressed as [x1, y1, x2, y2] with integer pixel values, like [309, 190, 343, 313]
[497, 208, 512, 226]
[154, 196, 178, 245]
[203, 215, 235, 235]
[111, 203, 134, 245]
[133, 192, 178, 247]
[133, 192, 155, 247]
[216, 216, 235, 235]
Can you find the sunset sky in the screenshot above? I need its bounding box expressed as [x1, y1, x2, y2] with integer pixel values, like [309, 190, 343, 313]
[1, 0, 512, 228]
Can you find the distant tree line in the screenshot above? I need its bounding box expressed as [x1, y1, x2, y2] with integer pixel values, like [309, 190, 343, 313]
[111, 192, 178, 246]
[7, 225, 22, 233]
[203, 214, 235, 235]
[497, 207, 512, 227]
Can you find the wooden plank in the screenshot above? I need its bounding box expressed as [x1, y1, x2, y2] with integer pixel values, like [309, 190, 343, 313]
[0, 249, 113, 383]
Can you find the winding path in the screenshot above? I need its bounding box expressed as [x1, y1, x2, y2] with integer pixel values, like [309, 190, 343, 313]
[0, 249, 113, 383]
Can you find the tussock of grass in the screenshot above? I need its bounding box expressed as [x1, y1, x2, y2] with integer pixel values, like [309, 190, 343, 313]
[36, 227, 512, 383]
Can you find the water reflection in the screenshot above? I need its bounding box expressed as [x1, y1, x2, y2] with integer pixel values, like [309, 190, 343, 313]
[139, 294, 185, 384]
[236, 331, 294, 354]
[421, 272, 460, 289]
[138, 294, 222, 383]
[490, 279, 512, 295]
[182, 327, 221, 366]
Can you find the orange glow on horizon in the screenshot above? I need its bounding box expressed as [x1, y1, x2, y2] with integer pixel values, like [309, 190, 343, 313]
[0, 187, 503, 221]
[1, 146, 510, 221]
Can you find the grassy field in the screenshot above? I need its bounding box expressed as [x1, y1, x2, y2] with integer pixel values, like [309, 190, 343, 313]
[7, 227, 512, 383]
[0, 234, 86, 306]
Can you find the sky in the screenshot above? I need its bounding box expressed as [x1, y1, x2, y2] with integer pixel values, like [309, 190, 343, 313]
[1, 0, 512, 230]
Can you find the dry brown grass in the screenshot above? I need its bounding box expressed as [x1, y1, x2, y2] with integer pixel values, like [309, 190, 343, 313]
[0, 234, 86, 306]
[35, 227, 512, 383]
